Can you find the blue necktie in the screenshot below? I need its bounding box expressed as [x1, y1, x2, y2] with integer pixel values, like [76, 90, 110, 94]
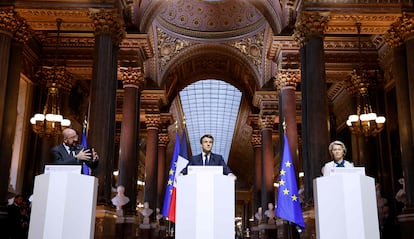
[204, 155, 208, 165]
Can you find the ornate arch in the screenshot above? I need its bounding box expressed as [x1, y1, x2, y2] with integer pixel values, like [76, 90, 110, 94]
[160, 43, 261, 103]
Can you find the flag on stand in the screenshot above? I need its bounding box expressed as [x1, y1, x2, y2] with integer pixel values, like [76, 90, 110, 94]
[161, 131, 190, 222]
[81, 128, 90, 175]
[167, 130, 189, 222]
[276, 134, 305, 229]
[162, 132, 180, 220]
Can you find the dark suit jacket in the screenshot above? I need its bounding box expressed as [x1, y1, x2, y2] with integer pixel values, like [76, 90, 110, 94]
[181, 152, 232, 175]
[50, 144, 98, 169]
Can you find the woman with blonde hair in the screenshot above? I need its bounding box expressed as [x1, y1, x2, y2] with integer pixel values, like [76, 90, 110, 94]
[322, 140, 354, 176]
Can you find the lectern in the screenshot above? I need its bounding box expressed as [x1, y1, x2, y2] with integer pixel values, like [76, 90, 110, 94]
[175, 166, 235, 239]
[313, 167, 380, 239]
[28, 170, 98, 239]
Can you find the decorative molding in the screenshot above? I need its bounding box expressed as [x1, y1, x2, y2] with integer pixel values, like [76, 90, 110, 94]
[89, 8, 125, 46]
[274, 69, 300, 91]
[294, 12, 330, 46]
[145, 113, 161, 129]
[385, 14, 414, 48]
[230, 30, 264, 71]
[120, 67, 145, 90]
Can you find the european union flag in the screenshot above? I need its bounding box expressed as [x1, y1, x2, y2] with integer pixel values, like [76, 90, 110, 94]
[81, 130, 90, 175]
[276, 134, 305, 228]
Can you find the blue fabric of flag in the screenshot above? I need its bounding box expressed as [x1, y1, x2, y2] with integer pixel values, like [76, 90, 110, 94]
[162, 132, 180, 218]
[81, 130, 90, 175]
[276, 134, 305, 229]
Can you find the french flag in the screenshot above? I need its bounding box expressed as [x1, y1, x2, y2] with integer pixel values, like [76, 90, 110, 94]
[161, 131, 189, 222]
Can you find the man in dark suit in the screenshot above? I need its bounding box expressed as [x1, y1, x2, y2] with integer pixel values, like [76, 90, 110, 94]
[181, 134, 236, 180]
[50, 128, 98, 171]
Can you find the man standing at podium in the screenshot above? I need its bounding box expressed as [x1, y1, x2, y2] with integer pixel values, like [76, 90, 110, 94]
[322, 140, 354, 176]
[181, 134, 236, 179]
[51, 128, 99, 171]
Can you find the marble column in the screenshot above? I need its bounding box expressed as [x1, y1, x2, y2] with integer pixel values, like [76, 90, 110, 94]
[89, 8, 124, 205]
[250, 129, 262, 219]
[386, 14, 414, 239]
[118, 67, 144, 216]
[0, 8, 15, 140]
[0, 9, 31, 206]
[89, 9, 124, 239]
[294, 12, 330, 204]
[157, 131, 169, 211]
[275, 69, 300, 168]
[144, 113, 160, 222]
[260, 115, 275, 212]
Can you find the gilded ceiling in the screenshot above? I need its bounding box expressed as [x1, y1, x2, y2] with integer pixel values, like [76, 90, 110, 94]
[157, 0, 265, 39]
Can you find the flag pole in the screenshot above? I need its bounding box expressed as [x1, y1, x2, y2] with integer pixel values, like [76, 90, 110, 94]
[287, 221, 292, 239]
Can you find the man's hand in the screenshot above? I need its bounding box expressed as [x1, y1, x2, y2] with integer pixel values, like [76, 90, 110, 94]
[92, 148, 99, 162]
[75, 148, 92, 161]
[228, 173, 237, 181]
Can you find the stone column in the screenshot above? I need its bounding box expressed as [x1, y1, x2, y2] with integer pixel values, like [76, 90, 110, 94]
[118, 67, 144, 216]
[260, 115, 275, 212]
[250, 124, 262, 218]
[0, 8, 31, 206]
[89, 8, 124, 203]
[386, 14, 414, 239]
[89, 9, 124, 239]
[294, 12, 330, 204]
[144, 113, 160, 222]
[157, 128, 170, 210]
[0, 8, 14, 140]
[275, 69, 300, 168]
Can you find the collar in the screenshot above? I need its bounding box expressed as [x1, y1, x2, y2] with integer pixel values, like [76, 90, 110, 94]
[334, 159, 345, 167]
[63, 143, 71, 153]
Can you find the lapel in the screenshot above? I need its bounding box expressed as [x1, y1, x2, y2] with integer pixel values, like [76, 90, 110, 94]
[59, 144, 73, 162]
[208, 153, 215, 165]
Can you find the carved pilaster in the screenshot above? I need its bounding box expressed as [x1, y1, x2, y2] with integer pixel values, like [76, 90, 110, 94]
[89, 9, 125, 46]
[252, 91, 278, 116]
[13, 17, 31, 44]
[145, 114, 161, 129]
[293, 12, 330, 46]
[0, 8, 32, 43]
[274, 69, 300, 92]
[120, 66, 145, 90]
[260, 115, 276, 130]
[250, 132, 262, 147]
[0, 8, 19, 37]
[385, 14, 414, 48]
[158, 133, 169, 147]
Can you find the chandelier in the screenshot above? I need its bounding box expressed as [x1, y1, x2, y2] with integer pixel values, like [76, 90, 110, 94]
[29, 19, 72, 137]
[345, 22, 386, 136]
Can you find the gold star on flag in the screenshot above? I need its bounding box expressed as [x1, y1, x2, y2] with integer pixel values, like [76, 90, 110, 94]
[291, 194, 298, 201]
[283, 188, 289, 195]
[169, 169, 174, 175]
[279, 179, 285, 186]
[280, 169, 286, 175]
[167, 179, 173, 185]
[285, 161, 291, 167]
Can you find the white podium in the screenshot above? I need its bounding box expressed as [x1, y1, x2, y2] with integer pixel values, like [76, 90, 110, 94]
[28, 172, 98, 239]
[176, 166, 235, 239]
[313, 168, 379, 239]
